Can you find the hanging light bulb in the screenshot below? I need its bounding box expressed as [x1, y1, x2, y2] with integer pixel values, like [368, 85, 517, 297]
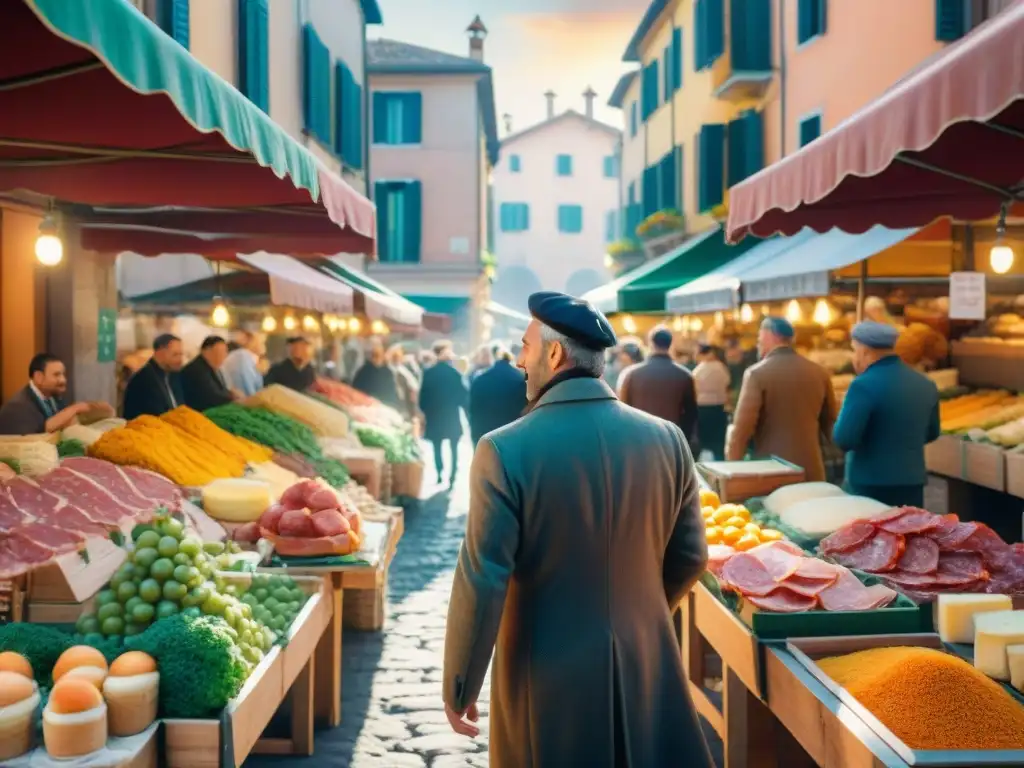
[348, 317, 362, 333]
[689, 317, 704, 332]
[324, 316, 338, 332]
[713, 311, 725, 328]
[283, 315, 297, 331]
[740, 304, 754, 323]
[261, 315, 277, 333]
[622, 315, 637, 334]
[35, 214, 63, 266]
[302, 314, 319, 332]
[371, 319, 389, 335]
[211, 300, 230, 328]
[785, 299, 802, 323]
[672, 316, 684, 332]
[990, 201, 1015, 275]
[812, 298, 832, 326]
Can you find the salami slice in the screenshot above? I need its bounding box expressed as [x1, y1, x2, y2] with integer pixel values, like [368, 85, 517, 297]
[744, 588, 817, 612]
[937, 552, 987, 579]
[820, 521, 876, 554]
[832, 530, 904, 573]
[878, 509, 941, 535]
[933, 521, 978, 549]
[896, 536, 940, 574]
[882, 570, 941, 587]
[720, 552, 779, 597]
[869, 507, 910, 523]
[931, 514, 960, 538]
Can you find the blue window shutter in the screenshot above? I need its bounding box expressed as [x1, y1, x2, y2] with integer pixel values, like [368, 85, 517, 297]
[697, 123, 725, 212]
[302, 26, 316, 135]
[642, 166, 659, 217]
[726, 116, 744, 187]
[160, 0, 190, 48]
[707, 0, 724, 64]
[237, 0, 269, 111]
[677, 144, 684, 212]
[732, 0, 771, 71]
[557, 205, 583, 234]
[628, 182, 636, 205]
[403, 93, 423, 143]
[694, 0, 705, 70]
[798, 0, 826, 44]
[744, 110, 764, 180]
[522, 204, 530, 231]
[371, 92, 388, 144]
[374, 182, 390, 261]
[672, 27, 683, 90]
[658, 152, 676, 211]
[652, 60, 660, 109]
[403, 182, 422, 262]
[302, 25, 331, 143]
[510, 155, 521, 172]
[556, 154, 573, 176]
[499, 203, 509, 231]
[662, 46, 672, 101]
[935, 0, 965, 41]
[799, 114, 822, 146]
[603, 156, 615, 178]
[334, 63, 346, 160]
[630, 101, 638, 135]
[351, 81, 363, 169]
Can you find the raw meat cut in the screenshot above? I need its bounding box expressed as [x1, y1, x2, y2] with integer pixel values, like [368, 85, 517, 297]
[17, 523, 83, 552]
[896, 536, 940, 574]
[720, 553, 780, 597]
[878, 509, 941, 535]
[117, 465, 182, 510]
[37, 467, 140, 522]
[820, 521, 876, 554]
[0, 494, 29, 530]
[744, 589, 818, 612]
[59, 457, 159, 511]
[9, 532, 55, 564]
[818, 569, 898, 611]
[868, 507, 908, 523]
[832, 530, 904, 573]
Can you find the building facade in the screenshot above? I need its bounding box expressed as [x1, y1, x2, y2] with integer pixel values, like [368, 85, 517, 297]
[611, 0, 967, 242]
[609, 70, 643, 251]
[365, 20, 499, 348]
[490, 92, 620, 310]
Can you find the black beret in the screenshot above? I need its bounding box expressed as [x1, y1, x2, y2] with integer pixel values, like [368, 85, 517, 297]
[527, 291, 617, 351]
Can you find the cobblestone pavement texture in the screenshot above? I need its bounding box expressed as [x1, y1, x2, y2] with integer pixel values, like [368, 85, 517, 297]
[245, 439, 949, 767]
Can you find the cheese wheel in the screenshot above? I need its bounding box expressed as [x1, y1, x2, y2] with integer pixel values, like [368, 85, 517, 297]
[202, 479, 272, 522]
[936, 594, 1012, 644]
[974, 610, 1024, 681]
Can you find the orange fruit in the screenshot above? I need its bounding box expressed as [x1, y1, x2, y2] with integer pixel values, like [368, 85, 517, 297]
[759, 528, 784, 542]
[724, 515, 748, 529]
[721, 525, 742, 544]
[705, 526, 723, 545]
[699, 489, 720, 509]
[742, 522, 761, 537]
[734, 534, 760, 551]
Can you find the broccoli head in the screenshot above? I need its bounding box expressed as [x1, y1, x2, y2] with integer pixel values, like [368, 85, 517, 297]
[126, 613, 249, 718]
[0, 623, 73, 682]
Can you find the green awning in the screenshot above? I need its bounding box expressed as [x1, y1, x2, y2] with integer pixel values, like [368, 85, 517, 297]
[404, 295, 470, 316]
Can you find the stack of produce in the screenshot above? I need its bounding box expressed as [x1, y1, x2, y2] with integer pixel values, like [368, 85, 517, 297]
[354, 423, 421, 464]
[939, 390, 1024, 433]
[244, 384, 351, 437]
[161, 406, 272, 465]
[311, 377, 406, 429]
[0, 438, 58, 476]
[233, 479, 362, 556]
[701, 490, 782, 550]
[711, 539, 898, 613]
[0, 457, 182, 579]
[816, 645, 1024, 750]
[819, 506, 1024, 600]
[204, 404, 350, 488]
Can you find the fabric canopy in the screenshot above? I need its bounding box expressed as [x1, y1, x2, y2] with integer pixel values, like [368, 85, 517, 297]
[726, 5, 1024, 242]
[733, 226, 917, 303]
[405, 295, 471, 316]
[485, 301, 530, 325]
[315, 259, 424, 327]
[2, 0, 375, 256]
[237, 253, 353, 314]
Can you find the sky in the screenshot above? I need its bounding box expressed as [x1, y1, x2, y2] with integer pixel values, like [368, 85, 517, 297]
[369, 0, 650, 134]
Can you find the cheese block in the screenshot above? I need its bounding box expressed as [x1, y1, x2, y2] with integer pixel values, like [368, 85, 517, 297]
[973, 610, 1024, 680]
[936, 594, 1013, 644]
[201, 479, 272, 523]
[1008, 644, 1024, 692]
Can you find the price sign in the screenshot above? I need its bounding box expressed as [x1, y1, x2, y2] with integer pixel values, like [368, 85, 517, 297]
[948, 271, 986, 321]
[98, 308, 117, 363]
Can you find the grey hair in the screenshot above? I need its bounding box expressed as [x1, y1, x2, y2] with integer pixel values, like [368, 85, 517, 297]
[539, 323, 605, 377]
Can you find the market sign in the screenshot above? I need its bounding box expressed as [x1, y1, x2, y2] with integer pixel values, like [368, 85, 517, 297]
[948, 271, 986, 321]
[98, 307, 117, 363]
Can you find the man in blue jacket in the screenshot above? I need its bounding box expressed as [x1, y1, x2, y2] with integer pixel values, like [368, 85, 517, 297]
[833, 321, 941, 508]
[468, 345, 527, 445]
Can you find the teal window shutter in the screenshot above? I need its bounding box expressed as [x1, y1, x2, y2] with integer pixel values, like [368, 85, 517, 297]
[371, 92, 388, 144]
[238, 0, 269, 111]
[302, 25, 331, 145]
[499, 203, 529, 232]
[726, 116, 744, 187]
[334, 62, 362, 168]
[652, 59, 661, 110]
[374, 181, 391, 262]
[520, 204, 530, 231]
[556, 154, 573, 176]
[694, 0, 705, 70]
[707, 0, 725, 64]
[403, 181, 422, 263]
[605, 210, 617, 242]
[797, 0, 827, 44]
[557, 205, 583, 234]
[510, 155, 521, 172]
[799, 114, 822, 146]
[658, 151, 677, 211]
[676, 144, 684, 212]
[350, 81, 363, 169]
[663, 45, 672, 101]
[403, 93, 423, 144]
[641, 166, 659, 217]
[334, 63, 347, 160]
[672, 27, 683, 90]
[603, 156, 616, 178]
[935, 0, 965, 41]
[697, 123, 726, 212]
[371, 92, 420, 144]
[630, 101, 638, 136]
[160, 0, 190, 48]
[726, 111, 762, 186]
[731, 0, 771, 71]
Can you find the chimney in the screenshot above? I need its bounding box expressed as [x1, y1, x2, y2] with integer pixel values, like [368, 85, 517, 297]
[583, 86, 596, 119]
[467, 15, 487, 62]
[544, 90, 556, 119]
[502, 113, 513, 134]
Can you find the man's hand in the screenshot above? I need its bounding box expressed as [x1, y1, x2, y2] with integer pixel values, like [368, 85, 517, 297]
[444, 701, 480, 737]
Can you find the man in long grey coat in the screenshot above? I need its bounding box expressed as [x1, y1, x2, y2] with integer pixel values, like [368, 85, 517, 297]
[443, 291, 713, 767]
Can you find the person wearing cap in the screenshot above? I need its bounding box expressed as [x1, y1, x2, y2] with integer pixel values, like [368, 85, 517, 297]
[617, 325, 698, 445]
[418, 341, 468, 487]
[727, 316, 838, 482]
[833, 321, 940, 508]
[264, 336, 315, 392]
[443, 291, 713, 767]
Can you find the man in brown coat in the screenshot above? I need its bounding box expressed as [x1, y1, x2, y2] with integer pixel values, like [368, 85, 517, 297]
[726, 316, 838, 481]
[617, 325, 698, 444]
[443, 291, 713, 768]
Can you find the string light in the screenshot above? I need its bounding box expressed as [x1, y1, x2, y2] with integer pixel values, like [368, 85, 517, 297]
[370, 319, 389, 335]
[283, 315, 297, 331]
[672, 316, 684, 332]
[211, 302, 229, 327]
[740, 304, 754, 323]
[348, 317, 362, 333]
[622, 315, 637, 334]
[302, 314, 319, 332]
[261, 315, 277, 333]
[991, 201, 1015, 275]
[812, 299, 832, 326]
[785, 300, 802, 323]
[35, 215, 63, 266]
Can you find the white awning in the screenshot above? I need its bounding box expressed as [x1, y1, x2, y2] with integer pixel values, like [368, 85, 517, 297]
[238, 252, 354, 314]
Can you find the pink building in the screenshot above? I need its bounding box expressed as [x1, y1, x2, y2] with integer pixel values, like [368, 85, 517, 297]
[366, 19, 499, 348]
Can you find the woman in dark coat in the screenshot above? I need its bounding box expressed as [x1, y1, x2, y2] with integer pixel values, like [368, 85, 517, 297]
[418, 344, 467, 487]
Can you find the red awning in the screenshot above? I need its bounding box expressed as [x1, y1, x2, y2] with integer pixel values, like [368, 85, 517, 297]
[726, 4, 1024, 242]
[0, 0, 375, 257]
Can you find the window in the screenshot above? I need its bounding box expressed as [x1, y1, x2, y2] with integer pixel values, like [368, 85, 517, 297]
[727, 110, 765, 187]
[630, 101, 638, 137]
[603, 156, 617, 178]
[935, 0, 966, 41]
[641, 60, 659, 119]
[374, 181, 422, 263]
[658, 148, 679, 211]
[499, 203, 529, 233]
[302, 25, 332, 146]
[671, 27, 683, 91]
[731, 0, 772, 71]
[238, 0, 268, 111]
[159, 0, 190, 48]
[372, 92, 423, 145]
[509, 154, 522, 173]
[335, 61, 363, 169]
[798, 113, 822, 146]
[694, 0, 724, 71]
[604, 210, 618, 243]
[557, 205, 583, 234]
[641, 166, 658, 217]
[797, 0, 827, 45]
[697, 123, 726, 212]
[556, 154, 573, 176]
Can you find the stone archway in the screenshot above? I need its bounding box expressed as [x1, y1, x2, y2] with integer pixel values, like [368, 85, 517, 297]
[564, 268, 606, 297]
[490, 265, 543, 313]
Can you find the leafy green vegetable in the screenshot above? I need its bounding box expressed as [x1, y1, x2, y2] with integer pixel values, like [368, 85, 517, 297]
[354, 424, 420, 463]
[0, 623, 73, 682]
[57, 438, 87, 458]
[125, 613, 249, 718]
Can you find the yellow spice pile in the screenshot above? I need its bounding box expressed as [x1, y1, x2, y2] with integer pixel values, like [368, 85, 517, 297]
[818, 646, 1024, 751]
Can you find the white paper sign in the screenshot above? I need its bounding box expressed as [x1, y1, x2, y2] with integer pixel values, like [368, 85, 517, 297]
[949, 271, 987, 320]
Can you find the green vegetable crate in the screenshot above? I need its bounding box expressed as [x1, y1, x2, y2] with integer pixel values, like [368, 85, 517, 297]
[162, 571, 331, 768]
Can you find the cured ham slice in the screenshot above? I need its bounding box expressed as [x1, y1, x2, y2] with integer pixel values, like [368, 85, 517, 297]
[59, 457, 155, 511]
[720, 553, 780, 597]
[818, 569, 898, 611]
[706, 544, 735, 579]
[17, 522, 83, 552]
[780, 574, 838, 597]
[896, 536, 940, 574]
[744, 589, 817, 612]
[832, 530, 904, 573]
[117, 465, 182, 510]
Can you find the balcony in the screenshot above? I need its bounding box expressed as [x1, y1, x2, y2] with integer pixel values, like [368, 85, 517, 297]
[712, 0, 773, 102]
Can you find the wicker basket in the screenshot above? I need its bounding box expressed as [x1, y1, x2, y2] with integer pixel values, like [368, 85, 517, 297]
[343, 581, 388, 631]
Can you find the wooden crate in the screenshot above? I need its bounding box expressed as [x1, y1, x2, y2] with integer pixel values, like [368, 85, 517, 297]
[0, 579, 24, 623]
[390, 460, 424, 499]
[698, 457, 805, 503]
[963, 441, 1007, 491]
[787, 633, 1024, 766]
[27, 538, 126, 603]
[925, 434, 964, 479]
[163, 573, 331, 768]
[343, 580, 386, 631]
[692, 581, 762, 699]
[1007, 452, 1024, 500]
